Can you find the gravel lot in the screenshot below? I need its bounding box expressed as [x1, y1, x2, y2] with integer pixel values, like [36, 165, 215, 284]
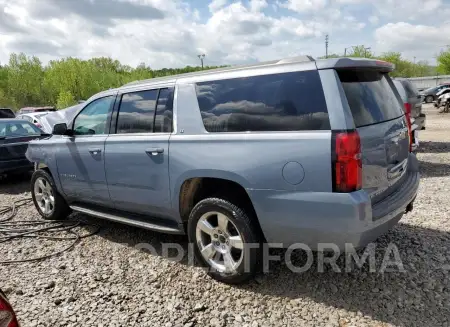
[1, 104, 450, 327]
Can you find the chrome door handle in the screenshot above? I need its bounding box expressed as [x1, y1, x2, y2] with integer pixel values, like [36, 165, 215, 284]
[145, 147, 164, 155]
[88, 148, 101, 155]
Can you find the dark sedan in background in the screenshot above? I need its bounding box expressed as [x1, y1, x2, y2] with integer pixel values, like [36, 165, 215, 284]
[0, 119, 48, 176]
[420, 84, 450, 103]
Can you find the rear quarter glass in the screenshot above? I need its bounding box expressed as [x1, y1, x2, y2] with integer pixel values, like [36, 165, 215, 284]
[194, 70, 330, 132]
[337, 70, 404, 128]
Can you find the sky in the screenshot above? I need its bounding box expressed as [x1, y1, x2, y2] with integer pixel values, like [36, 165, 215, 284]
[0, 0, 449, 69]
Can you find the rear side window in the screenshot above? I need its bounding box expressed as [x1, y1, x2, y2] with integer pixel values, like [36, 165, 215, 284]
[195, 71, 330, 132]
[338, 70, 404, 128]
[154, 88, 174, 133]
[117, 90, 158, 133]
[400, 80, 419, 98]
[116, 88, 174, 134]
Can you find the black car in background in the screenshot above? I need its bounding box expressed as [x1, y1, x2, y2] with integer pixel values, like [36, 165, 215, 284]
[0, 119, 48, 175]
[0, 288, 19, 326]
[0, 108, 15, 118]
[419, 84, 450, 103]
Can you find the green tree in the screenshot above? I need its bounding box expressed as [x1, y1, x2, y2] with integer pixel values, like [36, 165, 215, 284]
[437, 48, 450, 74]
[56, 90, 76, 109]
[7, 53, 45, 108]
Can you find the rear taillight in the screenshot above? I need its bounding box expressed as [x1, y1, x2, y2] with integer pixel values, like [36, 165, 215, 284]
[403, 103, 412, 152]
[0, 294, 19, 327]
[332, 131, 362, 193]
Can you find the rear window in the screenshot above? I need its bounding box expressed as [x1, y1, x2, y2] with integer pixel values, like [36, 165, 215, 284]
[195, 71, 330, 132]
[338, 70, 404, 128]
[399, 80, 419, 98]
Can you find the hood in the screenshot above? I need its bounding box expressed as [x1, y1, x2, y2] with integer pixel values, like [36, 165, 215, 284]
[40, 104, 82, 133]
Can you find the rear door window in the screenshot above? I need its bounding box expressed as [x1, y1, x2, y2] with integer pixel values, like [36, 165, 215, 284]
[195, 70, 330, 132]
[154, 88, 174, 133]
[117, 90, 158, 134]
[337, 70, 404, 128]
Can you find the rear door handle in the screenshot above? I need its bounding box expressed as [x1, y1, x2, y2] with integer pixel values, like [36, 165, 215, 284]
[145, 147, 164, 155]
[88, 147, 101, 155]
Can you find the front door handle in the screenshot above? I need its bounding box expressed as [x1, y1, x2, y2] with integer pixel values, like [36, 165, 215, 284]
[88, 148, 101, 155]
[145, 147, 164, 155]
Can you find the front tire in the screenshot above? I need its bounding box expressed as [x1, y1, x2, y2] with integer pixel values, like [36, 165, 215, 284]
[425, 95, 433, 103]
[31, 170, 71, 220]
[188, 198, 261, 284]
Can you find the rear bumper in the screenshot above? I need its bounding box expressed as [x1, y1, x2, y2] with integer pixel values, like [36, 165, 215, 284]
[248, 154, 420, 250]
[0, 159, 33, 174]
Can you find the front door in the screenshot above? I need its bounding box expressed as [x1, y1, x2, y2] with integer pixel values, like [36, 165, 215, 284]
[56, 95, 116, 205]
[104, 87, 174, 220]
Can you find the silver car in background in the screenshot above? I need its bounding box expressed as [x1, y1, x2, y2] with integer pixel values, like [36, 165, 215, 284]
[16, 112, 52, 133]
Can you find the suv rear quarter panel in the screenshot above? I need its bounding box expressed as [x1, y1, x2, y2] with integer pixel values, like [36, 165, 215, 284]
[169, 80, 333, 223]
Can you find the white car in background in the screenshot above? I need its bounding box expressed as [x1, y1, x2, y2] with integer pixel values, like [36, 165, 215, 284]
[16, 112, 53, 133]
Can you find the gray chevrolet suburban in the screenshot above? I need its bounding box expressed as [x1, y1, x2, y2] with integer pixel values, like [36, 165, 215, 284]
[26, 56, 420, 283]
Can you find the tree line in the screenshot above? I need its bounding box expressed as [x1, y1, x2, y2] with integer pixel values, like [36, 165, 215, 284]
[321, 45, 440, 78]
[1, 48, 450, 110]
[0, 53, 223, 110]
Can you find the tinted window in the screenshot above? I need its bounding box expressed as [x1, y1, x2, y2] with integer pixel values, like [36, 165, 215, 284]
[338, 70, 404, 128]
[195, 71, 330, 132]
[0, 121, 41, 137]
[400, 80, 419, 98]
[154, 88, 174, 133]
[117, 90, 157, 133]
[73, 96, 115, 135]
[0, 109, 15, 118]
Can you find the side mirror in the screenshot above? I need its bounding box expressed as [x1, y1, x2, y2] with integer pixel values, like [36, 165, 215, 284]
[52, 123, 69, 135]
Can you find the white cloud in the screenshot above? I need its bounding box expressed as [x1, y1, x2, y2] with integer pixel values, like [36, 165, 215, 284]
[372, 0, 442, 20]
[280, 0, 327, 13]
[250, 0, 268, 12]
[375, 22, 450, 62]
[368, 15, 379, 25]
[0, 0, 449, 69]
[208, 0, 227, 13]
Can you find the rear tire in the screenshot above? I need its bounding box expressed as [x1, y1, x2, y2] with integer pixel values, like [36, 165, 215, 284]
[31, 170, 71, 220]
[188, 197, 261, 284]
[425, 95, 433, 103]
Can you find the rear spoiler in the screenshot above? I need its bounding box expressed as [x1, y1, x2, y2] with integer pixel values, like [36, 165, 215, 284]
[315, 58, 395, 72]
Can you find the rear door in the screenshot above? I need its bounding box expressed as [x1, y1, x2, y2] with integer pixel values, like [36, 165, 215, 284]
[104, 86, 174, 220]
[337, 70, 409, 204]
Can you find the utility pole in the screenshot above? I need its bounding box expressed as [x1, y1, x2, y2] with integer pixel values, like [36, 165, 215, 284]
[197, 54, 205, 69]
[325, 34, 329, 59]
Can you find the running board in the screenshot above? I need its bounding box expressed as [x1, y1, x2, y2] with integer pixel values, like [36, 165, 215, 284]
[70, 205, 184, 234]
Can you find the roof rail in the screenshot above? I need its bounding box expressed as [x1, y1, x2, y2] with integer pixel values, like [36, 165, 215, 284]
[277, 55, 315, 64]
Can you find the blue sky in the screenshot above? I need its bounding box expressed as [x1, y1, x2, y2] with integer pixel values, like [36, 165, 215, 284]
[0, 0, 449, 68]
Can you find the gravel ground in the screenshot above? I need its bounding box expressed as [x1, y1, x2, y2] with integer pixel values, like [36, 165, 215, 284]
[1, 104, 450, 327]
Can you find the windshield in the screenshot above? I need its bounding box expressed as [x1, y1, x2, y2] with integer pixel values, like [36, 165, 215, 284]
[0, 121, 42, 138]
[338, 70, 404, 128]
[423, 86, 438, 93]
